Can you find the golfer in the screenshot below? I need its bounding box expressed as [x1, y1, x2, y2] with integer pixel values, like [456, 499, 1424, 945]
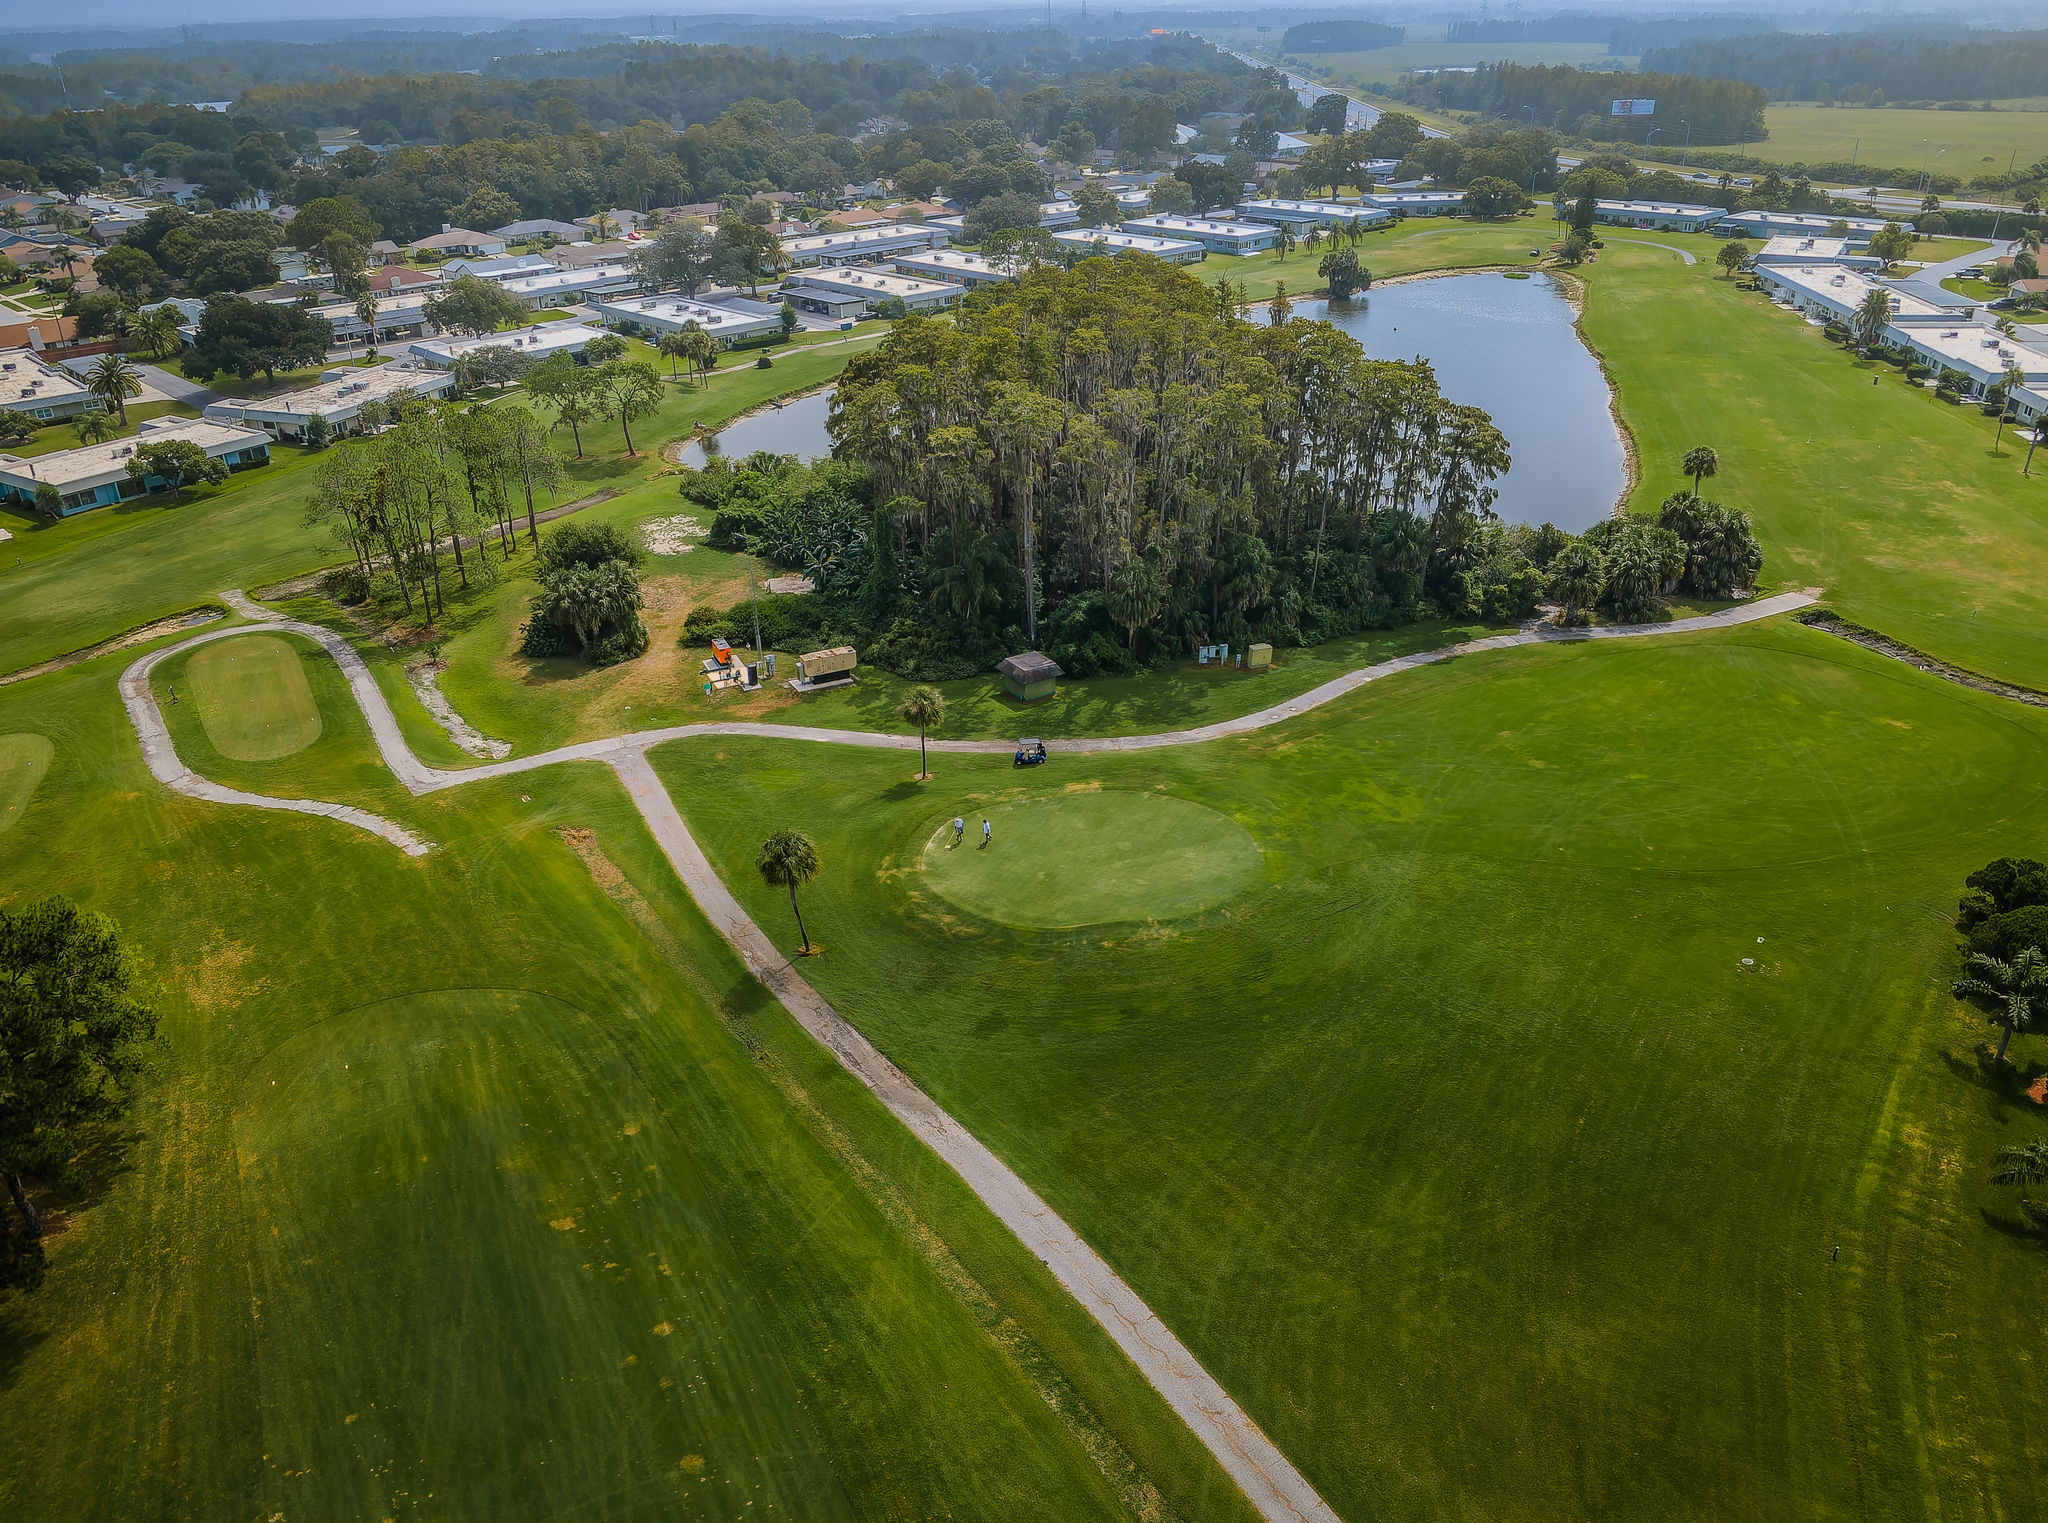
[981, 818, 992, 848]
[951, 816, 965, 846]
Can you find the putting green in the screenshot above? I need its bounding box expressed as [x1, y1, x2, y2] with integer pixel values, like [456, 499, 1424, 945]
[186, 635, 321, 762]
[919, 790, 1263, 928]
[0, 732, 53, 835]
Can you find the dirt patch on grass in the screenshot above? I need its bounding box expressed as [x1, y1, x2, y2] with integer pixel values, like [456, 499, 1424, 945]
[2028, 1075, 2047, 1106]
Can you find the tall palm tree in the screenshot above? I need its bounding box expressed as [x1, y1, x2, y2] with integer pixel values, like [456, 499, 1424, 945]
[656, 330, 690, 379]
[1953, 946, 2048, 1064]
[1853, 286, 1892, 355]
[899, 685, 945, 780]
[1272, 224, 1297, 261]
[756, 829, 820, 955]
[1993, 363, 2026, 453]
[1546, 541, 1604, 626]
[1991, 1138, 2048, 1188]
[86, 353, 142, 423]
[1682, 445, 1719, 495]
[75, 410, 121, 445]
[355, 290, 381, 355]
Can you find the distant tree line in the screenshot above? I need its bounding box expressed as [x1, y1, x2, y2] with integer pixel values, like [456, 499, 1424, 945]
[1399, 62, 1767, 145]
[1643, 29, 2048, 105]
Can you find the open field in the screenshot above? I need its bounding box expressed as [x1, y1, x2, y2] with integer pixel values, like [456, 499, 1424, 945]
[0, 636, 1258, 1523]
[1753, 104, 2048, 171]
[0, 335, 883, 678]
[661, 619, 2048, 1521]
[1212, 26, 1631, 80]
[184, 634, 322, 761]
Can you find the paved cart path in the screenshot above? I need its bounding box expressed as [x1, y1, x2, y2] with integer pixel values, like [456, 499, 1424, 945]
[114, 585, 1816, 1523]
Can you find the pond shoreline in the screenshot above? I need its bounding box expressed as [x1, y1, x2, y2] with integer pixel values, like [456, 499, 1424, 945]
[664, 382, 837, 468]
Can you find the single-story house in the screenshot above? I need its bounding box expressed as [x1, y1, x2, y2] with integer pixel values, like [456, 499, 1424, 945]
[1237, 199, 1392, 232]
[782, 266, 961, 318]
[139, 296, 206, 326]
[593, 294, 783, 344]
[409, 227, 509, 258]
[1749, 235, 1882, 270]
[1271, 133, 1314, 159]
[887, 248, 1016, 287]
[1716, 210, 1889, 244]
[0, 315, 77, 353]
[442, 254, 557, 284]
[882, 201, 949, 224]
[203, 363, 456, 441]
[492, 218, 585, 243]
[367, 239, 405, 266]
[652, 202, 723, 223]
[499, 264, 639, 308]
[367, 265, 444, 295]
[1051, 229, 1208, 264]
[577, 209, 648, 237]
[1365, 191, 1468, 217]
[0, 347, 99, 421]
[782, 225, 944, 268]
[1119, 215, 1278, 255]
[1114, 189, 1154, 214]
[816, 208, 887, 231]
[1590, 200, 1729, 234]
[1753, 260, 1976, 330]
[0, 417, 270, 515]
[313, 292, 433, 344]
[409, 318, 606, 370]
[547, 240, 638, 270]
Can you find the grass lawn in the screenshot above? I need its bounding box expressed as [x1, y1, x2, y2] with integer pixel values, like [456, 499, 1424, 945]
[0, 637, 1257, 1523]
[661, 618, 2048, 1521]
[182, 633, 323, 761]
[1942, 275, 2048, 320]
[1205, 221, 1554, 301]
[1573, 234, 2048, 686]
[0, 337, 884, 678]
[1753, 104, 2048, 173]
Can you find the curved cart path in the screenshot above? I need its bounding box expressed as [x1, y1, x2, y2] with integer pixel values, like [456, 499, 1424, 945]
[115, 586, 1816, 1523]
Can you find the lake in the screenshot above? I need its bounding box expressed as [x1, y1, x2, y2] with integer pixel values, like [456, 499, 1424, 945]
[674, 386, 835, 468]
[1281, 273, 1627, 531]
[673, 273, 1628, 531]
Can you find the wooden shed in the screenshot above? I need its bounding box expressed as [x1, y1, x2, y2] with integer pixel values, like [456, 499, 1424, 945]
[996, 651, 1062, 704]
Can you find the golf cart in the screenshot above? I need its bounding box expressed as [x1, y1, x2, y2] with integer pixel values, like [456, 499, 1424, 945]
[1013, 738, 1048, 768]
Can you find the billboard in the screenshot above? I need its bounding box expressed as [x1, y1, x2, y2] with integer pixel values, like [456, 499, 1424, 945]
[1610, 99, 1656, 116]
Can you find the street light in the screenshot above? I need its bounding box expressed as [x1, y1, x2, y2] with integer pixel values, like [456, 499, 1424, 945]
[1677, 119, 1693, 169]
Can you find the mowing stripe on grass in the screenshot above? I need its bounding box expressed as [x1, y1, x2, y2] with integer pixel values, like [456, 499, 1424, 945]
[0, 731, 54, 835]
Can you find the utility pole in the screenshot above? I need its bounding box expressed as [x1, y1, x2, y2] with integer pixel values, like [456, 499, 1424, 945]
[1991, 148, 2019, 243]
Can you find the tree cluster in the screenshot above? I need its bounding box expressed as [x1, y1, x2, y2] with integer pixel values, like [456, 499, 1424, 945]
[518, 520, 650, 666]
[1401, 62, 1767, 146]
[1645, 29, 2048, 106]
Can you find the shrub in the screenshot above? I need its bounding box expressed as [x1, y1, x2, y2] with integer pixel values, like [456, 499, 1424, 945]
[755, 353, 774, 369]
[320, 565, 371, 605]
[1972, 905, 2048, 962]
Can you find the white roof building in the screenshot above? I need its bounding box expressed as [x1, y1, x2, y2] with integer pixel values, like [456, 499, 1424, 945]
[1749, 236, 1881, 270]
[203, 364, 456, 441]
[0, 348, 99, 420]
[442, 254, 558, 283]
[498, 264, 639, 309]
[593, 295, 784, 344]
[781, 225, 945, 267]
[1366, 191, 1468, 215]
[1051, 229, 1208, 264]
[1238, 199, 1393, 231]
[1119, 215, 1279, 253]
[783, 266, 962, 317]
[409, 319, 605, 370]
[0, 417, 271, 515]
[1590, 200, 1729, 233]
[312, 292, 433, 342]
[888, 248, 1016, 287]
[1719, 210, 1891, 243]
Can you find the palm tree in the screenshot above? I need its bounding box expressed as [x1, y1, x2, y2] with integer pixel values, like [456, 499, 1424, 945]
[86, 353, 142, 424]
[130, 306, 182, 359]
[1993, 363, 2026, 453]
[1953, 946, 2048, 1064]
[1989, 1137, 2048, 1229]
[75, 410, 121, 445]
[656, 330, 690, 379]
[681, 325, 718, 384]
[1546, 541, 1604, 626]
[1682, 445, 1719, 495]
[900, 685, 946, 779]
[1853, 286, 1892, 355]
[1272, 224, 1297, 261]
[356, 290, 381, 355]
[756, 829, 820, 955]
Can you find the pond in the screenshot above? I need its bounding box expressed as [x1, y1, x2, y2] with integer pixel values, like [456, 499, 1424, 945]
[675, 273, 1627, 531]
[1280, 273, 1628, 531]
[675, 386, 835, 468]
